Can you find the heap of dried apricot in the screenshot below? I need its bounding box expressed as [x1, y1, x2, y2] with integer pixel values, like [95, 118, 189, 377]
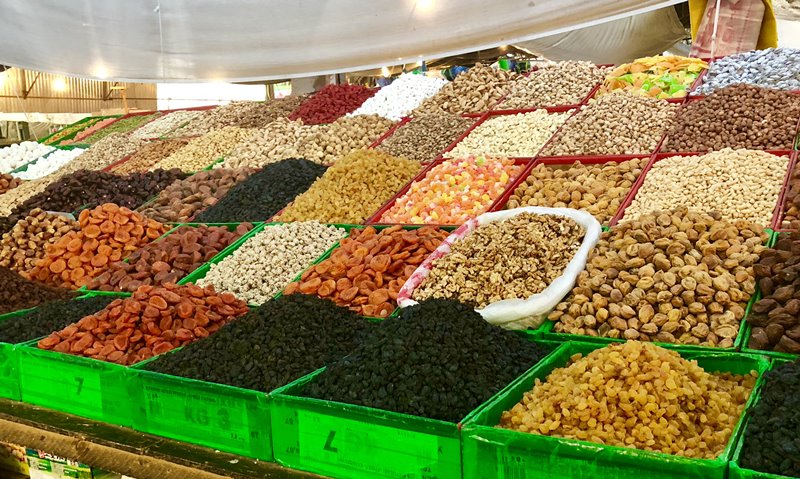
[26, 203, 168, 289]
[284, 225, 448, 317]
[37, 283, 249, 365]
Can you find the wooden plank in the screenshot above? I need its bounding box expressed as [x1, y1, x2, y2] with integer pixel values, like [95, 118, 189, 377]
[0, 399, 327, 479]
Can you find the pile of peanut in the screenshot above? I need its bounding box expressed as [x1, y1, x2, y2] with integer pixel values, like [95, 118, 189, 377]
[505, 158, 647, 223]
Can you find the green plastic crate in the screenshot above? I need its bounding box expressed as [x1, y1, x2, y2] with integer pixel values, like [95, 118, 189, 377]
[270, 368, 463, 479]
[17, 340, 134, 426]
[129, 357, 272, 461]
[461, 341, 771, 479]
[0, 307, 40, 400]
[728, 357, 796, 479]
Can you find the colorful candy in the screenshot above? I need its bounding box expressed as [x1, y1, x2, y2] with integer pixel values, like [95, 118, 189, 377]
[379, 155, 521, 225]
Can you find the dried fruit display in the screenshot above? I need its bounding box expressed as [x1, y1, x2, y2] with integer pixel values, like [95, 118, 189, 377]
[551, 207, 766, 347]
[414, 63, 519, 115]
[0, 173, 23, 195]
[0, 266, 74, 315]
[623, 149, 788, 227]
[501, 61, 608, 108]
[738, 359, 800, 477]
[0, 209, 79, 274]
[198, 222, 345, 305]
[137, 168, 255, 223]
[413, 213, 584, 309]
[500, 341, 755, 459]
[379, 156, 521, 225]
[274, 150, 420, 223]
[285, 225, 449, 317]
[289, 84, 378, 125]
[0, 296, 116, 344]
[377, 113, 474, 163]
[747, 230, 800, 354]
[37, 283, 248, 365]
[193, 159, 326, 223]
[302, 299, 551, 422]
[27, 203, 169, 289]
[505, 158, 647, 224]
[146, 294, 373, 392]
[598, 55, 707, 99]
[88, 224, 253, 292]
[664, 85, 800, 152]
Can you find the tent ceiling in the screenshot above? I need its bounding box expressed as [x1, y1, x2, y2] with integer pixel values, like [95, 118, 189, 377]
[0, 0, 683, 83]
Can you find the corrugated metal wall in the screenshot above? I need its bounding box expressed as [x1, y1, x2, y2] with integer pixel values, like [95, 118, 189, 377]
[0, 68, 157, 113]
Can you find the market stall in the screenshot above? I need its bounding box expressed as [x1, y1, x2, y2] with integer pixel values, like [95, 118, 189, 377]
[0, 47, 798, 479]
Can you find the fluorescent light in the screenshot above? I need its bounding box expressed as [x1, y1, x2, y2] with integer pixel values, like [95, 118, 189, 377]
[52, 78, 67, 92]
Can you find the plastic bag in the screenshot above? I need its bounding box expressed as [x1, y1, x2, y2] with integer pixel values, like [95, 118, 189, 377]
[397, 207, 602, 330]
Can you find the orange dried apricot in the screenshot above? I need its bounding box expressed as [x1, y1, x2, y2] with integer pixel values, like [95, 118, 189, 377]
[91, 254, 109, 268]
[67, 256, 83, 269]
[100, 220, 116, 234]
[84, 225, 101, 239]
[114, 230, 131, 243]
[67, 238, 83, 252]
[49, 259, 67, 274]
[318, 280, 336, 297]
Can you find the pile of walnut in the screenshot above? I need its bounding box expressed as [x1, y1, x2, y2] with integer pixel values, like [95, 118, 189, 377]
[549, 207, 766, 347]
[412, 213, 585, 309]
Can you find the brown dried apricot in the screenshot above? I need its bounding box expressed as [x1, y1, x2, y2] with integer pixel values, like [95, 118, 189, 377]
[65, 238, 82, 252]
[91, 254, 109, 268]
[336, 278, 352, 291]
[149, 296, 168, 310]
[368, 289, 389, 305]
[299, 277, 322, 294]
[283, 282, 299, 295]
[339, 286, 359, 302]
[114, 230, 131, 243]
[318, 279, 336, 297]
[102, 203, 120, 214]
[369, 254, 391, 272]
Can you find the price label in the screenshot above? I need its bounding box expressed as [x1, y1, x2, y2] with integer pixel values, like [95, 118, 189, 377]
[142, 380, 251, 449]
[297, 410, 453, 479]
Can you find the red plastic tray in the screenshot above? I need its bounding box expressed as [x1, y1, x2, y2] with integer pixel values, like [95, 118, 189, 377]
[609, 149, 795, 229]
[441, 106, 579, 160]
[364, 157, 533, 227]
[488, 155, 651, 223]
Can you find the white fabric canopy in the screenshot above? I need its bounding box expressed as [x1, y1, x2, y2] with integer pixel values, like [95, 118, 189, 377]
[0, 0, 682, 82]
